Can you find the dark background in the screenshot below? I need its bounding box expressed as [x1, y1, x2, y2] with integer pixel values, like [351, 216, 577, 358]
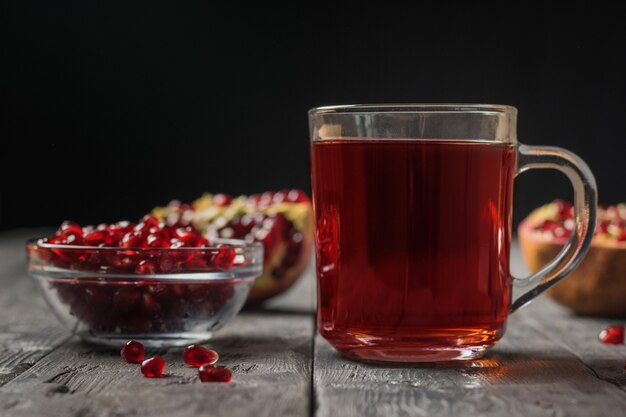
[3, 3, 625, 231]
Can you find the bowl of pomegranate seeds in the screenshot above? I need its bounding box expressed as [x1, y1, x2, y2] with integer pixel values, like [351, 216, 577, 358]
[26, 216, 263, 347]
[519, 200, 626, 316]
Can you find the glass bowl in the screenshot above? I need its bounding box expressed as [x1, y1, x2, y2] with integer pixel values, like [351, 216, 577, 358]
[26, 238, 263, 347]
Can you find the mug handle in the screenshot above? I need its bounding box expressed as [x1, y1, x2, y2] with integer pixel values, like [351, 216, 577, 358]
[511, 144, 598, 312]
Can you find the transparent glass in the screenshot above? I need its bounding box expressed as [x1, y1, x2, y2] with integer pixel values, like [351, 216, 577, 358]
[309, 104, 597, 362]
[26, 238, 263, 347]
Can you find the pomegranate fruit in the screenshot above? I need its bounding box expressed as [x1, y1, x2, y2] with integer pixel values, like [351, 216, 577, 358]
[519, 200, 626, 316]
[152, 190, 313, 303]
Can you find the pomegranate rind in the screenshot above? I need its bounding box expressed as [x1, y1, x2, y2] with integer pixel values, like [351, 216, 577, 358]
[519, 205, 626, 317]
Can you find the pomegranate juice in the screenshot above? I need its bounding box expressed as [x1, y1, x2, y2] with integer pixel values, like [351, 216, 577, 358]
[311, 139, 516, 361]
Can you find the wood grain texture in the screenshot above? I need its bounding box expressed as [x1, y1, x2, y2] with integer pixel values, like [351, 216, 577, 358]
[522, 296, 626, 393]
[0, 313, 314, 417]
[314, 308, 626, 417]
[0, 229, 70, 387]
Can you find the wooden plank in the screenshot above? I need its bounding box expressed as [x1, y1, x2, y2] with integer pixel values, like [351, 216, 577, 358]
[521, 296, 626, 393]
[0, 229, 70, 387]
[313, 300, 626, 417]
[0, 313, 314, 417]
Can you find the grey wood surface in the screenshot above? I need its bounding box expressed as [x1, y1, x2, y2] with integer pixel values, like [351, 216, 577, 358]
[1, 229, 625, 417]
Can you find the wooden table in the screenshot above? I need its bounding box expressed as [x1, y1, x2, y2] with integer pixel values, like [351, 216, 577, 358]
[1, 229, 625, 417]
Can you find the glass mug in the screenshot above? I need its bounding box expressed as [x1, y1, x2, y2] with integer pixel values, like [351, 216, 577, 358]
[309, 104, 597, 362]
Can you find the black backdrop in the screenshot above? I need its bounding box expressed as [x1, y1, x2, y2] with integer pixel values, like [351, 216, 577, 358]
[3, 3, 625, 231]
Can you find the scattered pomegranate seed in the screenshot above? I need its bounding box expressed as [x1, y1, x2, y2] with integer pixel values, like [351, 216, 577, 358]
[599, 325, 625, 344]
[141, 356, 166, 378]
[120, 340, 145, 363]
[183, 345, 219, 367]
[198, 365, 232, 383]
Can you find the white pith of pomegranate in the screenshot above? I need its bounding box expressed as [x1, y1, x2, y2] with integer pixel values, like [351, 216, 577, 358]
[152, 190, 313, 303]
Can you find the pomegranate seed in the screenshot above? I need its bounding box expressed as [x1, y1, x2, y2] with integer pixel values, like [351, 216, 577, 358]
[259, 192, 274, 206]
[183, 345, 219, 367]
[141, 292, 161, 315]
[57, 221, 83, 238]
[247, 194, 262, 205]
[158, 226, 176, 242]
[213, 194, 233, 207]
[272, 189, 288, 204]
[47, 236, 64, 245]
[113, 288, 142, 312]
[136, 260, 158, 274]
[141, 356, 166, 378]
[84, 287, 111, 309]
[599, 325, 625, 344]
[147, 234, 169, 248]
[62, 233, 84, 245]
[158, 253, 176, 273]
[176, 228, 203, 247]
[211, 244, 236, 270]
[554, 199, 573, 219]
[141, 215, 160, 229]
[537, 219, 559, 232]
[184, 256, 207, 270]
[120, 340, 145, 363]
[84, 230, 112, 246]
[108, 221, 134, 242]
[170, 240, 193, 264]
[198, 365, 231, 383]
[111, 255, 139, 271]
[186, 284, 208, 303]
[121, 231, 147, 248]
[287, 189, 309, 203]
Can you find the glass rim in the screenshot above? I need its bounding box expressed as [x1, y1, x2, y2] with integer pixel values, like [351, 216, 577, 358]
[27, 237, 263, 252]
[309, 103, 517, 116]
